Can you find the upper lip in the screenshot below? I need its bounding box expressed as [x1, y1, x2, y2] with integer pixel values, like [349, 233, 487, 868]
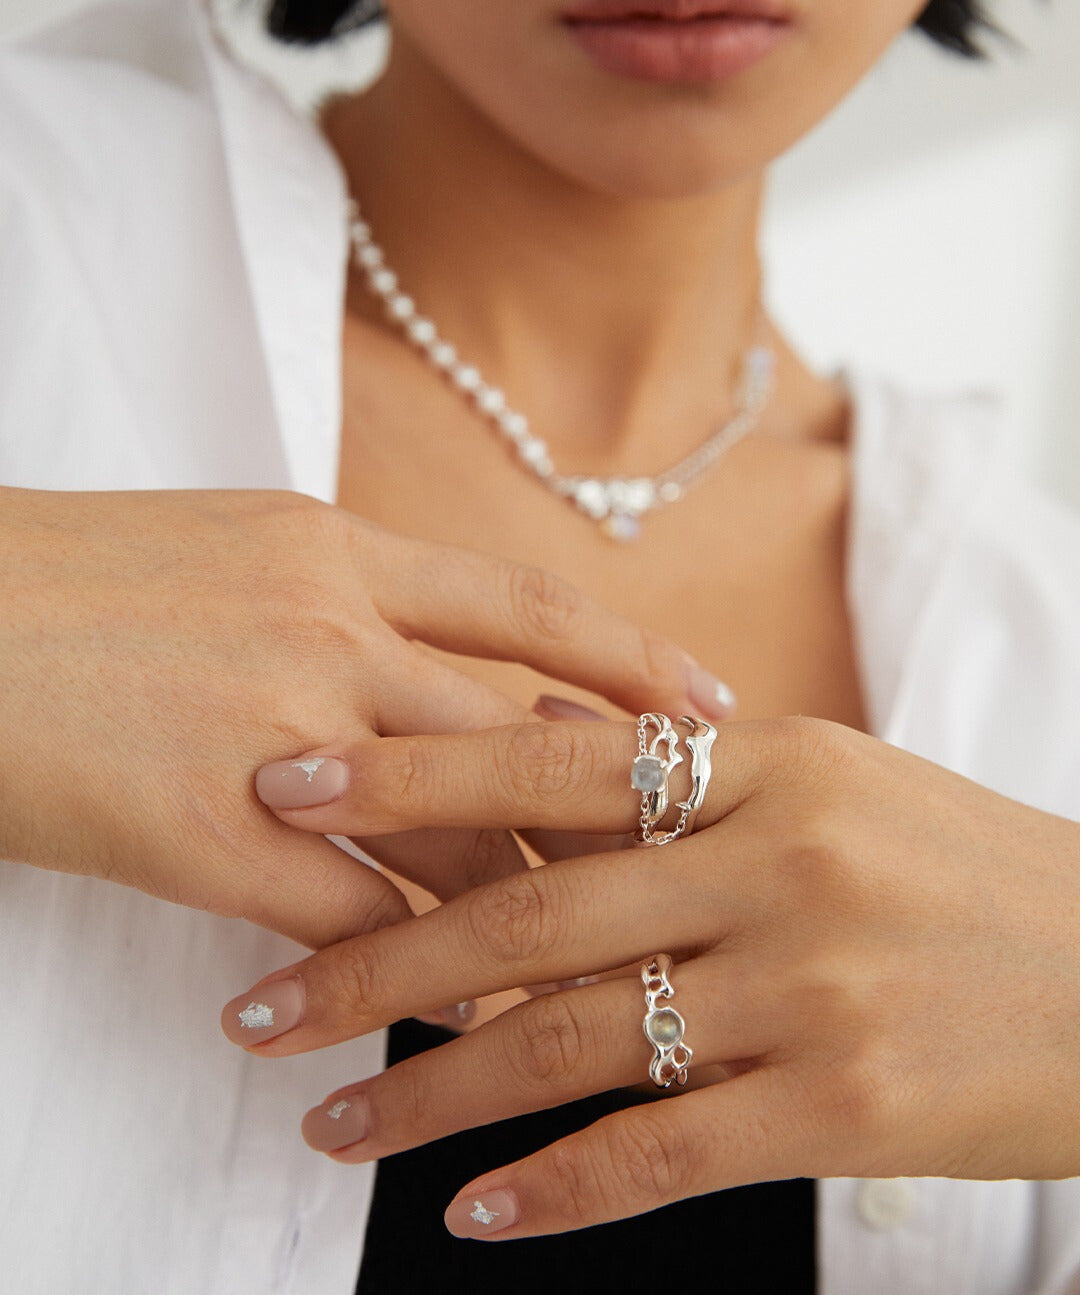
[561, 0, 793, 21]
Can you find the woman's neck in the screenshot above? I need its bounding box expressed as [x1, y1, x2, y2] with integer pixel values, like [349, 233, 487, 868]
[323, 27, 795, 475]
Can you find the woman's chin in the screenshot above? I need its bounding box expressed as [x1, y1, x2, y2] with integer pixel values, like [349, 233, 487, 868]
[523, 133, 771, 202]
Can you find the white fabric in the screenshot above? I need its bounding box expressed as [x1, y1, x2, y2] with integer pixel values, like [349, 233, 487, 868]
[0, 3, 1077, 1292]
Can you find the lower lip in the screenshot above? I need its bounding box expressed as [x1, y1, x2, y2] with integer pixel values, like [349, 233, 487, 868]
[564, 16, 790, 84]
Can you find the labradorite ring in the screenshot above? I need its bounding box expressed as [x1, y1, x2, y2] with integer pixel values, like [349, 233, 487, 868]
[641, 954, 693, 1089]
[632, 713, 717, 846]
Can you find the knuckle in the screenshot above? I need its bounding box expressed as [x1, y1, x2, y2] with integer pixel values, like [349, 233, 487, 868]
[632, 627, 684, 699]
[322, 938, 383, 1027]
[772, 716, 856, 782]
[351, 740, 432, 833]
[505, 563, 582, 642]
[269, 496, 354, 568]
[607, 1112, 694, 1201]
[499, 723, 592, 804]
[390, 1056, 433, 1135]
[548, 1137, 615, 1218]
[817, 1054, 893, 1152]
[359, 884, 412, 934]
[460, 829, 515, 891]
[783, 832, 845, 884]
[509, 995, 588, 1088]
[260, 587, 364, 666]
[465, 869, 562, 968]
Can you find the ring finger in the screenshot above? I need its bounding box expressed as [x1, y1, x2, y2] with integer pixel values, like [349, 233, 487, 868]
[219, 839, 756, 1055]
[299, 955, 778, 1161]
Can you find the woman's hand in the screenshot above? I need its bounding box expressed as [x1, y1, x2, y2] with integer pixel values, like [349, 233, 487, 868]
[221, 715, 1080, 1235]
[0, 486, 724, 949]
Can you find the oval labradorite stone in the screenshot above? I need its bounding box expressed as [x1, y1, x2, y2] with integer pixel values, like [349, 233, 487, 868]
[646, 1008, 683, 1049]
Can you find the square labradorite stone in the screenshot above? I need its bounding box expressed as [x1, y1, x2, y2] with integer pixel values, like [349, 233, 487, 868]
[631, 754, 666, 794]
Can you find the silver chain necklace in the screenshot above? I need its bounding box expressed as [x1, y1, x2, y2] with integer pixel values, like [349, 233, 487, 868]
[346, 198, 777, 541]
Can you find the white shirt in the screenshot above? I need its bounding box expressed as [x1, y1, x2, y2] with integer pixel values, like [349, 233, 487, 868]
[0, 3, 1078, 1293]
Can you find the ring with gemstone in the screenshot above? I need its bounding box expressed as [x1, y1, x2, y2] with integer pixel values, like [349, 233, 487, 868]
[641, 954, 693, 1088]
[631, 713, 683, 843]
[632, 713, 716, 846]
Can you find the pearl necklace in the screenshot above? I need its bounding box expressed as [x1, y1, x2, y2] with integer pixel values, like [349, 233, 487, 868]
[346, 199, 776, 541]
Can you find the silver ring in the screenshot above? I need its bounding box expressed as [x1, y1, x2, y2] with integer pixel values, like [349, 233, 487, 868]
[676, 715, 717, 837]
[641, 954, 693, 1088]
[631, 713, 716, 846]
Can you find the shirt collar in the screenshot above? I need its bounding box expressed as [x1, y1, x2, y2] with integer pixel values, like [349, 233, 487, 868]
[191, 0, 349, 504]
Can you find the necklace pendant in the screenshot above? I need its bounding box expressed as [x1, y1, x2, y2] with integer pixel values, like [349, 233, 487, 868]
[600, 512, 642, 542]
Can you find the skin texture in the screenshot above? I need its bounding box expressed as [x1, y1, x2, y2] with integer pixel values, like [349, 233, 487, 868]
[0, 485, 717, 949]
[229, 714, 1080, 1233]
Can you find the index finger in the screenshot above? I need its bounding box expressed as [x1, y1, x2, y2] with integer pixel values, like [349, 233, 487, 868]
[257, 716, 780, 839]
[366, 531, 736, 723]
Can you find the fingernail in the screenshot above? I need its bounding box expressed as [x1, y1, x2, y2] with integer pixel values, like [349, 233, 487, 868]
[220, 976, 304, 1045]
[302, 1091, 371, 1152]
[444, 1188, 519, 1239]
[525, 976, 599, 997]
[533, 695, 605, 721]
[255, 755, 349, 810]
[685, 662, 737, 720]
[416, 1001, 476, 1029]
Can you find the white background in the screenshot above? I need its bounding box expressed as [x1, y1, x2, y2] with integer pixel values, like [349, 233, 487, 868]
[4, 0, 1079, 511]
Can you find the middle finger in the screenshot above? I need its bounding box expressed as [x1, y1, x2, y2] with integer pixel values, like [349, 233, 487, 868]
[299, 956, 778, 1161]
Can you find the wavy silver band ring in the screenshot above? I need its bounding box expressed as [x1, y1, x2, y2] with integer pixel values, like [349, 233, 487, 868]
[632, 713, 717, 846]
[641, 954, 693, 1088]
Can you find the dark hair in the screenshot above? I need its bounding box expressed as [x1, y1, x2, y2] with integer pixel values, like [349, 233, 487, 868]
[268, 0, 997, 58]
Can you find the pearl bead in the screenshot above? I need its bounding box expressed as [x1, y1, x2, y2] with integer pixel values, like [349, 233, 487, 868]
[368, 268, 397, 296]
[407, 318, 437, 346]
[356, 244, 383, 269]
[574, 479, 609, 520]
[429, 342, 457, 370]
[497, 410, 529, 441]
[476, 387, 506, 416]
[452, 364, 482, 393]
[387, 293, 415, 322]
[350, 220, 371, 243]
[519, 437, 549, 466]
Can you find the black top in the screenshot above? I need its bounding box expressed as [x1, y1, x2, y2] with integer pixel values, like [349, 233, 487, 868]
[357, 1018, 816, 1293]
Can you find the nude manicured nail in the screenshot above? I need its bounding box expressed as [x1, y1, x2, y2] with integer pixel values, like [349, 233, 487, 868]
[220, 976, 304, 1045]
[416, 1001, 477, 1029]
[302, 1092, 371, 1152]
[444, 1188, 519, 1239]
[255, 755, 349, 809]
[533, 695, 605, 721]
[525, 976, 599, 997]
[685, 662, 737, 720]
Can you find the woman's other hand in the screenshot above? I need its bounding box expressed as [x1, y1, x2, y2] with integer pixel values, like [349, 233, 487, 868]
[0, 485, 725, 948]
[224, 715, 1080, 1228]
